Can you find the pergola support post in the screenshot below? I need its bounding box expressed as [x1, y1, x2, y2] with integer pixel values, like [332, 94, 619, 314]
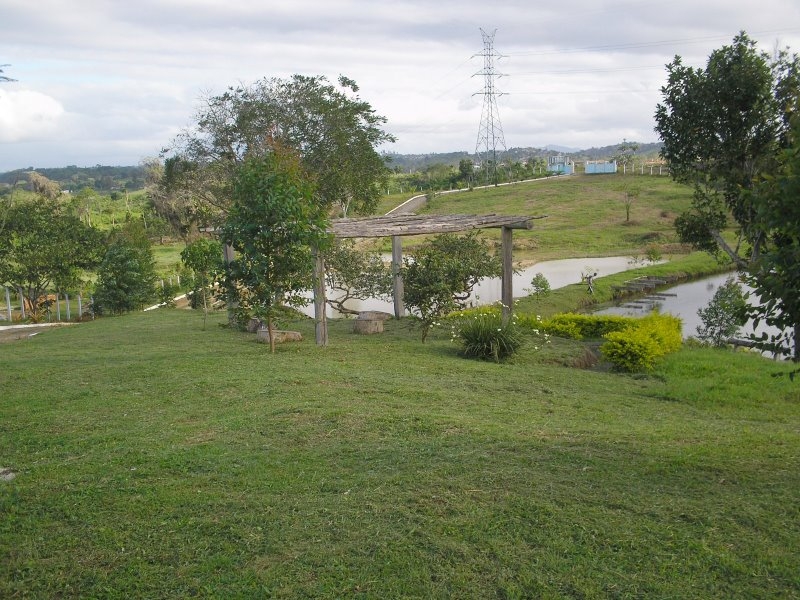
[313, 248, 328, 346]
[391, 235, 405, 318]
[501, 226, 513, 324]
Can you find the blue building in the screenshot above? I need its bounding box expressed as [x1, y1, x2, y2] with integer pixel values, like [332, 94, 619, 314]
[547, 155, 574, 174]
[585, 160, 617, 174]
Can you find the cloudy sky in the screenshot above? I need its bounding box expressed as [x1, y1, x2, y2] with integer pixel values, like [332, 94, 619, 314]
[1, 0, 799, 171]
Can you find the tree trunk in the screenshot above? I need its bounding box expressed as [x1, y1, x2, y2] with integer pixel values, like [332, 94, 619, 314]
[267, 315, 276, 354]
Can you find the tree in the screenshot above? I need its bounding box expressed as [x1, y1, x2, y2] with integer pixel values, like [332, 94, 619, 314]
[0, 199, 104, 319]
[26, 172, 61, 201]
[618, 181, 641, 223]
[180, 237, 223, 329]
[655, 32, 800, 361]
[93, 223, 158, 315]
[655, 32, 799, 266]
[402, 233, 502, 342]
[165, 74, 395, 220]
[613, 139, 639, 172]
[324, 239, 393, 315]
[744, 108, 800, 361]
[221, 151, 330, 352]
[696, 277, 749, 347]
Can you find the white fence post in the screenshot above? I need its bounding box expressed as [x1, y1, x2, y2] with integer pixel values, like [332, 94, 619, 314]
[56, 292, 61, 322]
[4, 287, 11, 321]
[65, 292, 71, 321]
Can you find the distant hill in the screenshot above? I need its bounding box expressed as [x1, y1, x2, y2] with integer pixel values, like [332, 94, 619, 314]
[0, 165, 147, 192]
[383, 141, 663, 171]
[0, 142, 665, 188]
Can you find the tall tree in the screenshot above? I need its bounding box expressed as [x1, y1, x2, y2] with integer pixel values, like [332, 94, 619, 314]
[165, 74, 394, 220]
[655, 32, 800, 361]
[655, 32, 799, 265]
[221, 150, 330, 352]
[745, 108, 800, 361]
[0, 199, 104, 318]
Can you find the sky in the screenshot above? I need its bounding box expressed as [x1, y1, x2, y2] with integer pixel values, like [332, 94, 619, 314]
[1, 0, 799, 172]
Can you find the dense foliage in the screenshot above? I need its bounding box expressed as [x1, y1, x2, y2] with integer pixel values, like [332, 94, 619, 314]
[402, 232, 502, 342]
[93, 223, 158, 314]
[655, 31, 800, 361]
[601, 313, 683, 372]
[221, 152, 330, 352]
[164, 74, 394, 220]
[0, 198, 104, 318]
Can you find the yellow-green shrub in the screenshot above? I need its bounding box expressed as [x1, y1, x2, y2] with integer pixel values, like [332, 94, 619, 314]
[540, 313, 632, 340]
[600, 313, 683, 372]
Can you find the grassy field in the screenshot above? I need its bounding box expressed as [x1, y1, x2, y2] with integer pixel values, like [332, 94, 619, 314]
[408, 174, 697, 261]
[2, 304, 798, 598]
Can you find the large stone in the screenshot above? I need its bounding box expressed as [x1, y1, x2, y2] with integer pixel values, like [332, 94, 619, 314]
[255, 328, 303, 344]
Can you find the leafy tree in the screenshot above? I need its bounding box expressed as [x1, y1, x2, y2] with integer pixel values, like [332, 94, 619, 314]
[745, 109, 800, 361]
[0, 199, 104, 319]
[526, 272, 551, 301]
[655, 32, 799, 265]
[181, 237, 223, 329]
[696, 277, 749, 347]
[165, 74, 394, 220]
[655, 32, 800, 362]
[613, 139, 639, 172]
[221, 151, 330, 352]
[94, 223, 158, 315]
[324, 239, 393, 315]
[458, 159, 475, 187]
[402, 233, 502, 342]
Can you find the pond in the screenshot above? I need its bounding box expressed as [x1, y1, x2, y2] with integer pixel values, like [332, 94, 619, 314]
[595, 272, 792, 355]
[303, 256, 652, 317]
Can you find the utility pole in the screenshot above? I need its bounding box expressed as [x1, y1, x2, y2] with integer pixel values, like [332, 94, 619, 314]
[473, 28, 507, 186]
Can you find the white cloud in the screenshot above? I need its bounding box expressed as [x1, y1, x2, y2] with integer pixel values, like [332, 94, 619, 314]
[0, 0, 799, 170]
[0, 89, 65, 143]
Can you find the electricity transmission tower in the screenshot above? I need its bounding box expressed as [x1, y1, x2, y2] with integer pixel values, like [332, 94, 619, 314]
[473, 28, 507, 185]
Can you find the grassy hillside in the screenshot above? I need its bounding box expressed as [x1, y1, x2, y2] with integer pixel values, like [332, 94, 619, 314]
[1, 309, 798, 598]
[414, 173, 697, 262]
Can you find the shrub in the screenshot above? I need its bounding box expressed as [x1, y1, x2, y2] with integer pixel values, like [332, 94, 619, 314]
[696, 277, 748, 347]
[600, 313, 683, 372]
[526, 272, 551, 300]
[453, 308, 522, 362]
[540, 313, 632, 340]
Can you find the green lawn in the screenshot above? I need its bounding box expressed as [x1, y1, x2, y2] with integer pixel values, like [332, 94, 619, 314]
[1, 308, 798, 598]
[415, 174, 698, 261]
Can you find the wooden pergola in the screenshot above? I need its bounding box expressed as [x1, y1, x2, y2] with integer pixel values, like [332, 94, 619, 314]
[312, 213, 547, 346]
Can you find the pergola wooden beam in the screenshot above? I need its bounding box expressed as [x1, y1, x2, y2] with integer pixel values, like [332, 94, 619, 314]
[313, 213, 547, 345]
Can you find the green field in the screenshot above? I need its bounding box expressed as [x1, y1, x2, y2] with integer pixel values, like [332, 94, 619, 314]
[1, 307, 798, 598]
[2, 173, 798, 598]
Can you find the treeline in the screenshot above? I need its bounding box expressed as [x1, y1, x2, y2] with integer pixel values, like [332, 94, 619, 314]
[0, 164, 147, 192]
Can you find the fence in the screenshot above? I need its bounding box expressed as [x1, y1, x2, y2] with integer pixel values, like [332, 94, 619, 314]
[2, 276, 185, 323]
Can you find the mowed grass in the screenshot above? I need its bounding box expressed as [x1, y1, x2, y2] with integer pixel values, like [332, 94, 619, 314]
[417, 174, 697, 261]
[1, 309, 798, 598]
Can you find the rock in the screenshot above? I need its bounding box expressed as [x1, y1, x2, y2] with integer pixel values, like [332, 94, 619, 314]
[246, 318, 263, 333]
[255, 328, 302, 344]
[0, 467, 16, 482]
[356, 311, 392, 321]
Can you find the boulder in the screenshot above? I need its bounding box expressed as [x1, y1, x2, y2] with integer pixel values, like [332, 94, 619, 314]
[255, 328, 303, 344]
